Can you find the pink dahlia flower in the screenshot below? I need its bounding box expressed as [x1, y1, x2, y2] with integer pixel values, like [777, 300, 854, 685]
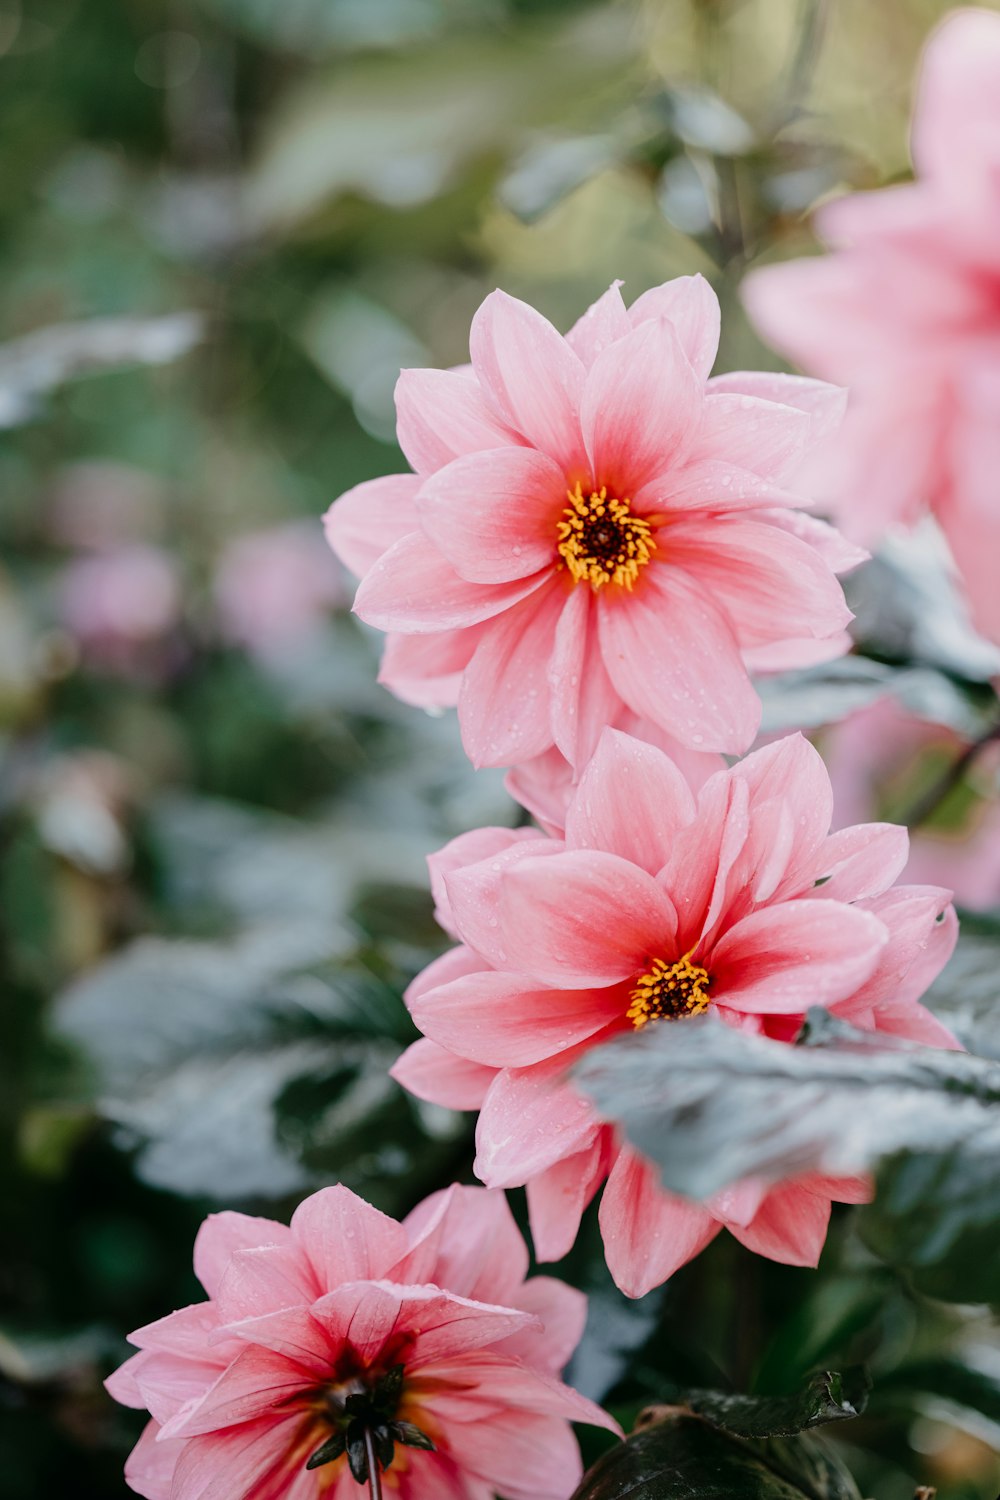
[325, 276, 860, 768]
[392, 730, 960, 1299]
[743, 8, 1000, 643]
[106, 1182, 618, 1500]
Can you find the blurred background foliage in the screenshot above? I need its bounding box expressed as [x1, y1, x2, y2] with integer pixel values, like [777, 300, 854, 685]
[2, 0, 1000, 1496]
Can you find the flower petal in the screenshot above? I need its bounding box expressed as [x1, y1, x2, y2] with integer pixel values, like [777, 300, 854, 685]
[444, 836, 563, 968]
[687, 392, 811, 479]
[710, 900, 888, 1014]
[417, 447, 563, 582]
[526, 1134, 613, 1264]
[475, 1054, 601, 1187]
[565, 281, 631, 367]
[564, 726, 696, 875]
[457, 580, 566, 767]
[636, 458, 799, 516]
[355, 530, 544, 632]
[628, 273, 721, 380]
[378, 626, 481, 708]
[707, 371, 846, 446]
[311, 1281, 538, 1369]
[599, 1147, 720, 1298]
[470, 289, 587, 471]
[499, 849, 678, 988]
[428, 826, 542, 937]
[727, 1182, 831, 1267]
[398, 1184, 529, 1301]
[193, 1213, 292, 1299]
[549, 584, 622, 769]
[290, 1184, 408, 1286]
[390, 1037, 497, 1110]
[324, 474, 422, 578]
[395, 367, 521, 475]
[597, 566, 760, 754]
[580, 316, 701, 493]
[815, 823, 910, 903]
[410, 967, 621, 1067]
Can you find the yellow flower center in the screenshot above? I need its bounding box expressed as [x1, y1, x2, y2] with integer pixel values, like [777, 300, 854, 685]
[556, 483, 656, 591]
[627, 953, 711, 1028]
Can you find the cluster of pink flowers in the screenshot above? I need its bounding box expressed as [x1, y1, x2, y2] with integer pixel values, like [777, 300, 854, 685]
[108, 22, 981, 1483]
[744, 6, 1000, 646]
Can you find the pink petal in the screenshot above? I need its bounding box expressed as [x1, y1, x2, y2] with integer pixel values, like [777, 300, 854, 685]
[290, 1184, 408, 1287]
[323, 474, 422, 579]
[395, 367, 520, 475]
[506, 748, 576, 837]
[710, 899, 889, 1013]
[499, 849, 677, 988]
[661, 770, 750, 953]
[457, 580, 566, 767]
[731, 734, 834, 892]
[597, 566, 760, 754]
[599, 1148, 720, 1298]
[355, 530, 545, 633]
[549, 584, 622, 769]
[417, 447, 563, 583]
[475, 1055, 601, 1187]
[398, 1184, 528, 1301]
[428, 826, 542, 938]
[170, 1415, 306, 1500]
[707, 371, 846, 446]
[526, 1134, 612, 1263]
[815, 823, 910, 903]
[665, 515, 852, 647]
[469, 289, 587, 471]
[311, 1281, 538, 1369]
[628, 273, 721, 380]
[565, 281, 631, 367]
[406, 945, 488, 1006]
[841, 885, 958, 1015]
[193, 1212, 292, 1298]
[499, 1277, 588, 1375]
[757, 506, 869, 574]
[379, 625, 482, 708]
[564, 726, 696, 875]
[687, 392, 811, 480]
[130, 1303, 226, 1358]
[743, 632, 852, 674]
[636, 458, 799, 516]
[219, 1306, 330, 1370]
[442, 1406, 585, 1500]
[105, 1351, 149, 1409]
[123, 1419, 181, 1500]
[580, 316, 701, 494]
[444, 836, 563, 969]
[161, 1345, 312, 1439]
[911, 8, 1000, 180]
[875, 1001, 962, 1051]
[391, 1037, 497, 1110]
[411, 966, 621, 1067]
[213, 1244, 318, 1325]
[728, 1182, 831, 1267]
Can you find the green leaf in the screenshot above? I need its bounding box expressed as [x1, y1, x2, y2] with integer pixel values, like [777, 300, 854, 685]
[676, 1369, 870, 1440]
[574, 1011, 1000, 1202]
[570, 1410, 861, 1500]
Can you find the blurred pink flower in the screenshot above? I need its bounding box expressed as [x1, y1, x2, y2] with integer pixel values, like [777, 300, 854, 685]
[743, 7, 1000, 643]
[106, 1183, 618, 1500]
[215, 521, 346, 659]
[325, 277, 859, 769]
[393, 730, 959, 1298]
[57, 544, 181, 674]
[823, 695, 1000, 912]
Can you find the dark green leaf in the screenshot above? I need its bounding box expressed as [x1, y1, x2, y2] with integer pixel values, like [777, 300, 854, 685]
[570, 1410, 861, 1500]
[305, 1431, 346, 1470]
[678, 1369, 869, 1439]
[391, 1421, 436, 1452]
[346, 1421, 369, 1484]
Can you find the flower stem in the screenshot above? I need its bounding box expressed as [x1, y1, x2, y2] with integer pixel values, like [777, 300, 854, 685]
[904, 718, 1000, 828]
[364, 1428, 383, 1500]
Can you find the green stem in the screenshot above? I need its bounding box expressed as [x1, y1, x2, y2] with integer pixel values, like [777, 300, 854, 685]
[904, 719, 1000, 828]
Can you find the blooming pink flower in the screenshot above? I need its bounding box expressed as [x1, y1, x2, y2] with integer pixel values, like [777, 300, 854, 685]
[823, 695, 1000, 912]
[215, 522, 347, 661]
[743, 8, 1000, 643]
[325, 276, 860, 769]
[392, 730, 960, 1299]
[106, 1182, 618, 1500]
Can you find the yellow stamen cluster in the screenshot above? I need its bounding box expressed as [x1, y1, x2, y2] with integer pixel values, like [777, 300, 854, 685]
[627, 953, 711, 1029]
[556, 484, 655, 591]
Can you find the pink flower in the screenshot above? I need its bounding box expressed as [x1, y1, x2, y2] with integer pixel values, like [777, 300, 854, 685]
[325, 277, 859, 769]
[392, 730, 960, 1298]
[743, 8, 1000, 643]
[824, 695, 1000, 912]
[215, 522, 347, 661]
[57, 544, 181, 675]
[106, 1183, 618, 1500]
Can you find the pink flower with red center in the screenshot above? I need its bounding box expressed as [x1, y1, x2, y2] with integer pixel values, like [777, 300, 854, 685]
[325, 276, 861, 770]
[392, 730, 960, 1299]
[743, 8, 1000, 644]
[106, 1183, 618, 1500]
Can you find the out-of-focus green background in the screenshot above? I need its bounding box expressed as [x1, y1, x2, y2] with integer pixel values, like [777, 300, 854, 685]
[3, 2, 1000, 1496]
